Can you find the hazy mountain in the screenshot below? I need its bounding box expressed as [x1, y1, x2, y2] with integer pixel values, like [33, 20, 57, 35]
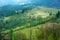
[0, 0, 60, 17]
[31, 0, 60, 9]
[0, 4, 37, 18]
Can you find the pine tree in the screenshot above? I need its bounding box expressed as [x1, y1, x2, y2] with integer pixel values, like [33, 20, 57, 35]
[56, 11, 60, 18]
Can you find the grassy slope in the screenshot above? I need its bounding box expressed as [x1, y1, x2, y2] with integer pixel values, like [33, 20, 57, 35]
[2, 7, 58, 31]
[3, 7, 60, 40]
[14, 23, 60, 40]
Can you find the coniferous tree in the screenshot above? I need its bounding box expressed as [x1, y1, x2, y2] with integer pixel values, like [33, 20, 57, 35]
[49, 12, 52, 16]
[56, 11, 60, 18]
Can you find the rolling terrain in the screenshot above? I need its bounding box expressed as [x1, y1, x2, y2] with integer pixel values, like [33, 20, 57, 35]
[0, 6, 60, 40]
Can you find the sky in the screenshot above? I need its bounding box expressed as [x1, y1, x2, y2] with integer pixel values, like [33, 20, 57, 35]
[0, 0, 60, 8]
[0, 0, 32, 6]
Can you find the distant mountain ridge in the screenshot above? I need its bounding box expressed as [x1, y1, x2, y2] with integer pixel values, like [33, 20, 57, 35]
[0, 1, 60, 18]
[0, 4, 37, 18]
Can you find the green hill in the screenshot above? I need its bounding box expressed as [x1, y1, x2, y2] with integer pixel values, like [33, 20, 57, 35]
[0, 7, 60, 40]
[0, 7, 59, 31]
